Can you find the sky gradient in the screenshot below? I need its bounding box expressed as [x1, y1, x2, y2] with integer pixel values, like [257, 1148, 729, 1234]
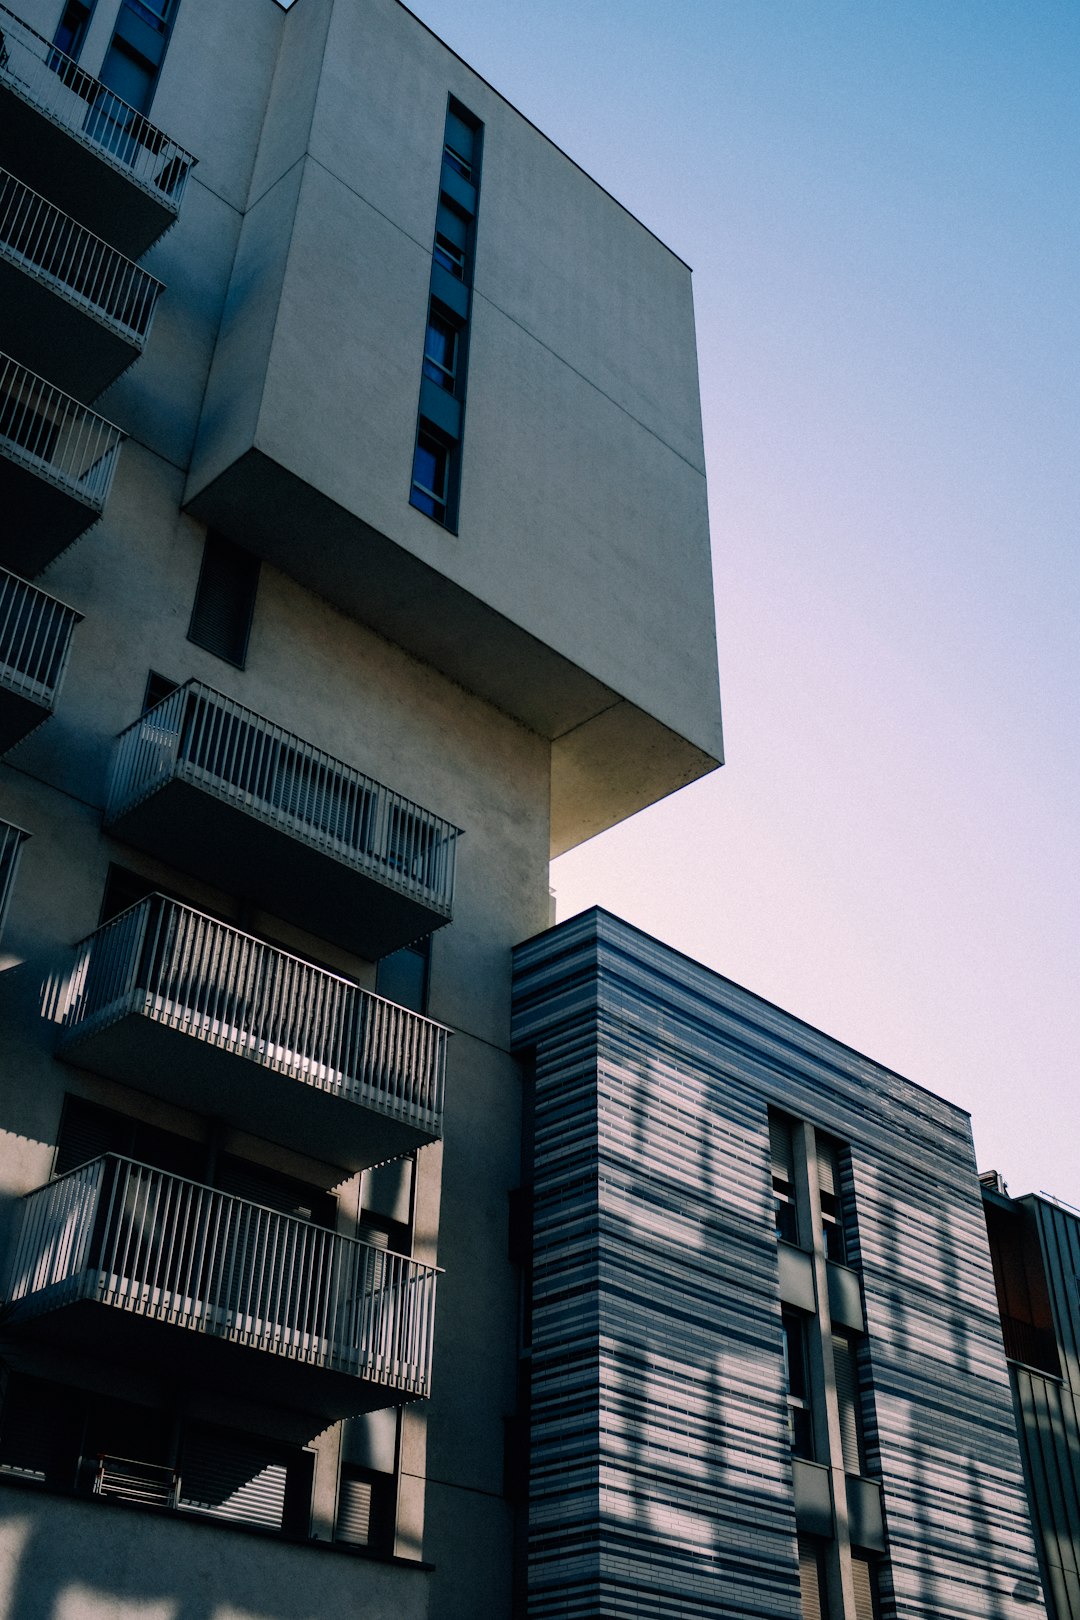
[408, 0, 1079, 1206]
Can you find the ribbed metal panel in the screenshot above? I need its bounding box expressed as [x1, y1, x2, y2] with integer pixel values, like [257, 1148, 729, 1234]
[511, 910, 1047, 1620]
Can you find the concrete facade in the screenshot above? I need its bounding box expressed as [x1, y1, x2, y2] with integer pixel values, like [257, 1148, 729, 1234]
[511, 911, 1047, 1620]
[0, 1, 721, 1616]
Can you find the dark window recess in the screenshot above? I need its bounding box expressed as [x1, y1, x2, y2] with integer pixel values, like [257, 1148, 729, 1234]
[188, 533, 259, 668]
[410, 426, 452, 524]
[55, 1095, 204, 1180]
[444, 101, 481, 182]
[215, 1153, 336, 1229]
[376, 936, 431, 1014]
[98, 863, 179, 925]
[51, 0, 95, 61]
[142, 669, 178, 714]
[96, 0, 178, 117]
[423, 308, 460, 393]
[335, 1464, 395, 1551]
[770, 1111, 800, 1246]
[0, 1374, 84, 1490]
[817, 1134, 847, 1263]
[781, 1310, 814, 1460]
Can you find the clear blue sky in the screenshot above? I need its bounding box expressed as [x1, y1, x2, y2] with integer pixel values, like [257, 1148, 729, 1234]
[409, 0, 1080, 1205]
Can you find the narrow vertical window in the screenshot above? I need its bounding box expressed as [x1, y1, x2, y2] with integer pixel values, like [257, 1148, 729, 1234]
[770, 1111, 800, 1245]
[0, 821, 28, 946]
[782, 1311, 814, 1460]
[188, 533, 259, 668]
[410, 97, 483, 531]
[51, 0, 96, 61]
[817, 1134, 847, 1263]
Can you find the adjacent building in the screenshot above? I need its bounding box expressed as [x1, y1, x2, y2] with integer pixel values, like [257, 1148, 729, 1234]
[510, 909, 1048, 1619]
[0, 0, 720, 1615]
[982, 1176, 1080, 1620]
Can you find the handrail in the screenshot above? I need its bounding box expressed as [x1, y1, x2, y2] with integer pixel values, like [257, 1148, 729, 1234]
[60, 893, 449, 1133]
[0, 350, 124, 507]
[0, 167, 163, 339]
[106, 680, 462, 913]
[6, 1154, 439, 1394]
[0, 565, 81, 705]
[0, 3, 195, 205]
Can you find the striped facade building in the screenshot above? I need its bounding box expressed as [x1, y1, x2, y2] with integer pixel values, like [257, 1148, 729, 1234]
[511, 909, 1047, 1620]
[983, 1179, 1080, 1620]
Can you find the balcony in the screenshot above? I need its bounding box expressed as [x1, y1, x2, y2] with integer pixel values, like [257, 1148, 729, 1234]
[0, 168, 163, 398]
[105, 681, 462, 957]
[58, 895, 448, 1173]
[0, 4, 194, 255]
[3, 1155, 438, 1419]
[0, 352, 123, 573]
[0, 567, 81, 753]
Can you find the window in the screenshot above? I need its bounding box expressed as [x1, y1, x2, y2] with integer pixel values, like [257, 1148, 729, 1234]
[831, 1334, 864, 1474]
[142, 669, 178, 714]
[188, 532, 259, 667]
[770, 1111, 800, 1245]
[51, 0, 95, 60]
[851, 1555, 881, 1620]
[411, 426, 451, 523]
[376, 936, 431, 1014]
[781, 1311, 814, 1460]
[444, 101, 481, 183]
[817, 1134, 847, 1263]
[797, 1537, 828, 1620]
[0, 821, 27, 946]
[423, 308, 460, 392]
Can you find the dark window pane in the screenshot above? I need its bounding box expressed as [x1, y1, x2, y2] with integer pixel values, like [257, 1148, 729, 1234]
[376, 938, 430, 1013]
[188, 533, 259, 667]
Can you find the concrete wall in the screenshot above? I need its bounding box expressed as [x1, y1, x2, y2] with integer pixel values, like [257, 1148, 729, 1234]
[185, 0, 723, 851]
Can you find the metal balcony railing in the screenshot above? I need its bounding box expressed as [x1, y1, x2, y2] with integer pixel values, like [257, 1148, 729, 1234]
[60, 894, 448, 1137]
[0, 566, 81, 709]
[0, 818, 27, 942]
[5, 1155, 439, 1397]
[0, 351, 123, 506]
[106, 681, 461, 916]
[0, 167, 162, 339]
[0, 4, 193, 206]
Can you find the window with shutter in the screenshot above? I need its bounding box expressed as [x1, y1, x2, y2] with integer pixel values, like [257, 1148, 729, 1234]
[817, 1134, 847, 1262]
[188, 533, 260, 668]
[832, 1334, 863, 1475]
[179, 1425, 290, 1531]
[797, 1536, 827, 1620]
[769, 1111, 799, 1244]
[851, 1554, 879, 1620]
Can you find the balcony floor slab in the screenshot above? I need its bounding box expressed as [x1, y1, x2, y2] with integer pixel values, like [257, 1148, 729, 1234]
[2, 1293, 417, 1423]
[59, 998, 436, 1178]
[107, 775, 450, 958]
[0, 451, 101, 573]
[0, 681, 50, 754]
[0, 78, 179, 256]
[0, 250, 142, 400]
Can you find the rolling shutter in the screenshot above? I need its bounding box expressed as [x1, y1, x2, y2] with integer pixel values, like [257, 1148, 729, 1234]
[770, 1113, 795, 1180]
[832, 1335, 862, 1474]
[180, 1425, 288, 1530]
[851, 1555, 877, 1620]
[188, 534, 259, 668]
[336, 1470, 374, 1545]
[797, 1537, 826, 1620]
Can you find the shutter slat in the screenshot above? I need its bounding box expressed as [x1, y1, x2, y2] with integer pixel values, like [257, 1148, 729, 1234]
[336, 1473, 374, 1545]
[851, 1555, 876, 1620]
[798, 1537, 825, 1620]
[180, 1427, 287, 1530]
[769, 1114, 794, 1180]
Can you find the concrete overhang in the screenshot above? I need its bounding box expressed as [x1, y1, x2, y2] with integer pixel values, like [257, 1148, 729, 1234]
[186, 448, 722, 856]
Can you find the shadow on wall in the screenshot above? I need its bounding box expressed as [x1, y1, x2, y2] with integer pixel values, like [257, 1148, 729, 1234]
[0, 1490, 420, 1620]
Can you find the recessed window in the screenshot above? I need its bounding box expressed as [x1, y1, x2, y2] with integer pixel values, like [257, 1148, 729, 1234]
[444, 102, 480, 183]
[770, 1111, 800, 1245]
[410, 427, 451, 524]
[188, 532, 259, 668]
[376, 936, 431, 1014]
[51, 0, 95, 61]
[433, 229, 466, 281]
[781, 1311, 814, 1460]
[423, 309, 460, 392]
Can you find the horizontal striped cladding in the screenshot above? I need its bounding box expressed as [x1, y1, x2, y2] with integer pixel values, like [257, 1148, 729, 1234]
[1011, 1365, 1080, 1620]
[512, 911, 1047, 1620]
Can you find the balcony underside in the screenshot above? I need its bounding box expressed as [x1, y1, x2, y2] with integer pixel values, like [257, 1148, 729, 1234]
[186, 449, 722, 856]
[0, 453, 100, 574]
[0, 81, 178, 256]
[108, 776, 450, 957]
[3, 1292, 413, 1423]
[0, 681, 49, 754]
[0, 250, 141, 399]
[60, 1000, 435, 1178]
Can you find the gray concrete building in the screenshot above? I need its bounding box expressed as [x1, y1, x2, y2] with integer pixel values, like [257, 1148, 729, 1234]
[510, 910, 1048, 1620]
[0, 0, 720, 1615]
[982, 1177, 1080, 1620]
